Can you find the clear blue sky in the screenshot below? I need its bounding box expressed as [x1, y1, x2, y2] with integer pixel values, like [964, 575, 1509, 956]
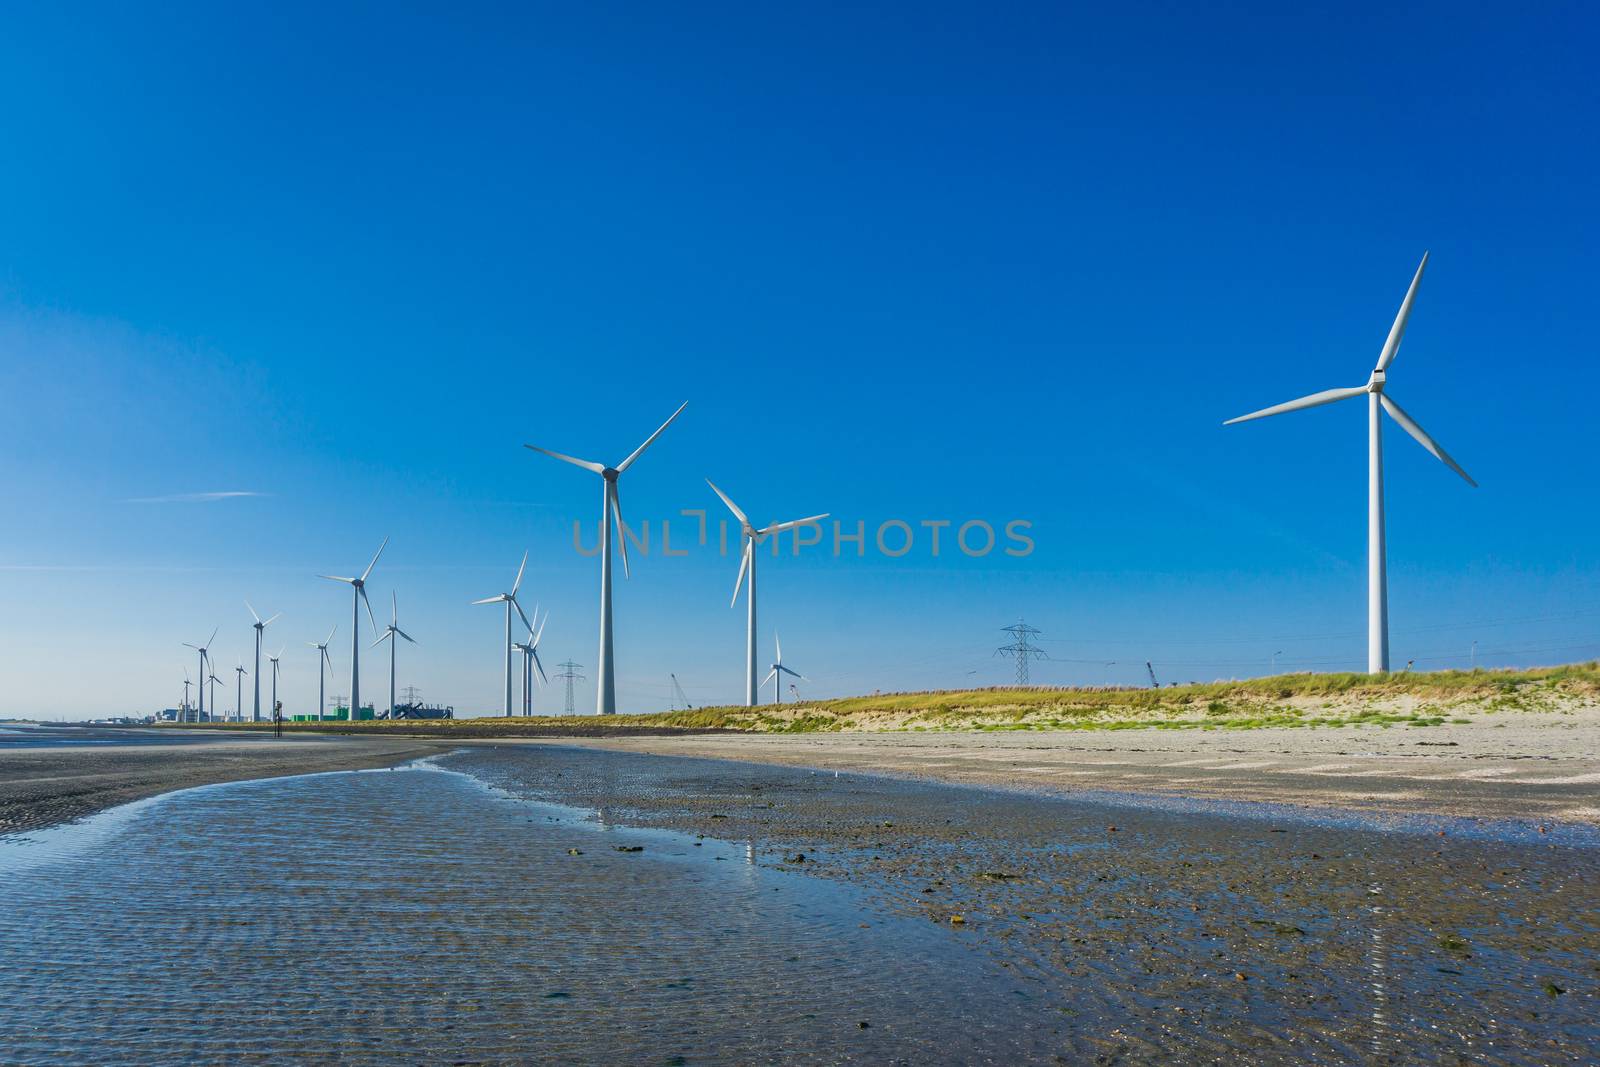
[2, 2, 1596, 718]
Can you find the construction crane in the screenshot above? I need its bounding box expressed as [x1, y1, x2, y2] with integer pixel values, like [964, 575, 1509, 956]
[1146, 662, 1160, 689]
[670, 673, 693, 712]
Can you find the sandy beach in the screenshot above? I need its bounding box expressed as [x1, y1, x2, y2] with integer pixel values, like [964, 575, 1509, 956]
[0, 727, 444, 835]
[532, 707, 1600, 826]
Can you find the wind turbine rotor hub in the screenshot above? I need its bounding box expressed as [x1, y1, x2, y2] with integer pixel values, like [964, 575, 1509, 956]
[603, 468, 619, 481]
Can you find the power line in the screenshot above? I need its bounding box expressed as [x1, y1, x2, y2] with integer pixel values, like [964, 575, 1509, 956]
[995, 619, 1047, 685]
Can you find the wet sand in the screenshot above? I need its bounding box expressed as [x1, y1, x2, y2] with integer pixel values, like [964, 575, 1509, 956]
[1, 744, 1593, 1062]
[0, 727, 444, 835]
[1, 754, 1059, 1064]
[530, 712, 1600, 825]
[456, 745, 1600, 1063]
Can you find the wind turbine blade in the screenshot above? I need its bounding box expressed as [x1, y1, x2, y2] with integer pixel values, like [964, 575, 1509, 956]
[471, 595, 504, 605]
[326, 624, 337, 644]
[615, 400, 688, 473]
[523, 444, 606, 474]
[1223, 386, 1367, 425]
[512, 596, 533, 635]
[731, 538, 751, 607]
[319, 574, 357, 585]
[531, 648, 548, 687]
[183, 643, 201, 651]
[246, 600, 261, 623]
[263, 613, 281, 627]
[760, 513, 829, 537]
[762, 668, 778, 686]
[705, 479, 749, 526]
[360, 536, 389, 583]
[397, 629, 417, 644]
[532, 610, 547, 647]
[207, 627, 217, 648]
[371, 632, 391, 648]
[511, 550, 528, 597]
[360, 585, 377, 634]
[1379, 394, 1477, 487]
[775, 632, 782, 664]
[610, 481, 631, 579]
[1376, 252, 1428, 372]
[780, 665, 804, 679]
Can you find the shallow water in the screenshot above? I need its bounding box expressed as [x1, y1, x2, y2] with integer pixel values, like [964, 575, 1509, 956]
[0, 724, 219, 748]
[2, 746, 1595, 1064]
[0, 757, 1058, 1064]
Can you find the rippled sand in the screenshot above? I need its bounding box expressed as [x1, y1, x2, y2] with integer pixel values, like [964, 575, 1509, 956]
[0, 759, 1055, 1064]
[3, 747, 1595, 1064]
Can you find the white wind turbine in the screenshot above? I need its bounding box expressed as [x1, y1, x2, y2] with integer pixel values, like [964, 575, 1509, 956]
[207, 665, 223, 722]
[511, 609, 549, 716]
[318, 537, 388, 722]
[182, 627, 217, 724]
[473, 552, 534, 717]
[762, 633, 806, 705]
[233, 662, 248, 722]
[246, 602, 281, 723]
[308, 625, 336, 723]
[707, 480, 827, 707]
[267, 646, 284, 721]
[371, 592, 417, 719]
[1225, 253, 1476, 673]
[525, 401, 688, 715]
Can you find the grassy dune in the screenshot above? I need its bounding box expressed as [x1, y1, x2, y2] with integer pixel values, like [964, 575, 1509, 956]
[185, 663, 1600, 736]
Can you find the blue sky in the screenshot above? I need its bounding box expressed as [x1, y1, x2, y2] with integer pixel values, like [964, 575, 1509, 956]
[2, 2, 1596, 718]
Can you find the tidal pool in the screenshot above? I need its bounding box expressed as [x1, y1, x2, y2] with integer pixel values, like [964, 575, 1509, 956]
[0, 756, 1055, 1064]
[1, 745, 1595, 1064]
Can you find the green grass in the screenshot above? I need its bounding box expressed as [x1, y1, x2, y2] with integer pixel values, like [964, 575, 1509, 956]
[173, 662, 1599, 737]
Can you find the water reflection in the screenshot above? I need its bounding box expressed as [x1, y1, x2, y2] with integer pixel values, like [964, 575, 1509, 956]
[0, 760, 1053, 1063]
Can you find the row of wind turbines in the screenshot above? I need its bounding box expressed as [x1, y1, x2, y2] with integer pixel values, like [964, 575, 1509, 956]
[178, 253, 1471, 719]
[179, 400, 823, 720]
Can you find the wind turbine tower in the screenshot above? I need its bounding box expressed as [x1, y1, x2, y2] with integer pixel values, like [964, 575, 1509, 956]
[1224, 253, 1476, 673]
[762, 634, 806, 705]
[246, 602, 280, 723]
[267, 647, 284, 720]
[308, 625, 335, 723]
[511, 609, 548, 716]
[207, 666, 223, 722]
[182, 628, 217, 724]
[473, 552, 533, 717]
[525, 401, 688, 714]
[233, 662, 248, 722]
[706, 479, 827, 707]
[318, 537, 388, 722]
[372, 592, 417, 719]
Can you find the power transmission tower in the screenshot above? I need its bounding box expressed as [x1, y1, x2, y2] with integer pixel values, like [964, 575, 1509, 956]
[400, 685, 421, 706]
[554, 661, 585, 715]
[995, 620, 1046, 685]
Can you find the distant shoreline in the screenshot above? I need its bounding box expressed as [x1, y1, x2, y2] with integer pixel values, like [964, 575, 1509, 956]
[0, 729, 445, 836]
